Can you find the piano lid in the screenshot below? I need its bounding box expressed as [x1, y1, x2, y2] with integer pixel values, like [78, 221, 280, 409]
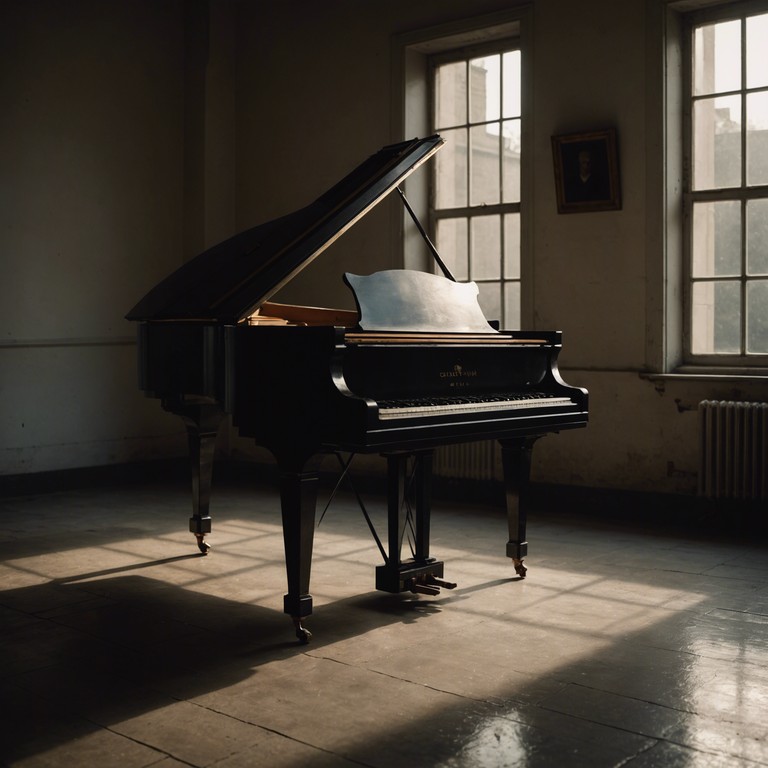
[126, 135, 444, 323]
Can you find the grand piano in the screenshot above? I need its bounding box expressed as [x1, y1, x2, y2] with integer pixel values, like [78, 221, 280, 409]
[126, 135, 588, 642]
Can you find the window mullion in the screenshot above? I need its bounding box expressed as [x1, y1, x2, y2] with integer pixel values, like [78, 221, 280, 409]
[465, 59, 472, 280]
[742, 199, 748, 354]
[741, 17, 748, 356]
[739, 17, 747, 356]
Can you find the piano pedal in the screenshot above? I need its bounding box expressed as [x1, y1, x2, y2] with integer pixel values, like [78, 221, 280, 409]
[194, 533, 211, 555]
[407, 573, 458, 596]
[376, 560, 455, 595]
[409, 580, 440, 596]
[426, 575, 457, 590]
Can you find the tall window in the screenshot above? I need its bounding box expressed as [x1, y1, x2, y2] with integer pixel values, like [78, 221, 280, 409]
[685, 3, 768, 362]
[431, 43, 522, 329]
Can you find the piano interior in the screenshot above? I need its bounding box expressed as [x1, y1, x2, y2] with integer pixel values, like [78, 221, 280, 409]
[247, 301, 359, 327]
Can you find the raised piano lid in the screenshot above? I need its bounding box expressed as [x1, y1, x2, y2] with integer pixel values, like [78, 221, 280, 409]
[126, 135, 444, 324]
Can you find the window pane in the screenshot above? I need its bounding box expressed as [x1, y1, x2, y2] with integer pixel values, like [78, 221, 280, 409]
[435, 61, 466, 129]
[502, 119, 521, 203]
[503, 213, 520, 279]
[691, 201, 741, 277]
[747, 13, 768, 89]
[476, 281, 500, 324]
[692, 280, 741, 354]
[470, 125, 499, 205]
[693, 95, 742, 189]
[747, 91, 768, 186]
[435, 127, 467, 209]
[436, 218, 468, 280]
[693, 20, 740, 96]
[502, 51, 521, 118]
[470, 215, 501, 280]
[747, 199, 768, 275]
[747, 280, 768, 353]
[504, 281, 521, 329]
[469, 56, 500, 123]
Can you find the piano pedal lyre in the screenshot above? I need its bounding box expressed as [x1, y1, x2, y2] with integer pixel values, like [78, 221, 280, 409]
[376, 559, 457, 596]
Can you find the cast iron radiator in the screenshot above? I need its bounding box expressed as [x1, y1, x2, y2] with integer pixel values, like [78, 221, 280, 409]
[698, 400, 768, 500]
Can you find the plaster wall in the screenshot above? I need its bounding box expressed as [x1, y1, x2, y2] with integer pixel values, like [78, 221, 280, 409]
[0, 0, 188, 474]
[2, 0, 765, 497]
[232, 0, 767, 494]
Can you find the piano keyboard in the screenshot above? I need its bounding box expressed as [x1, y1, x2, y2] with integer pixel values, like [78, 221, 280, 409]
[378, 392, 574, 420]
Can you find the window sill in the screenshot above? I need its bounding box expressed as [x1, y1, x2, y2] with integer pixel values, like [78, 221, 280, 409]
[641, 366, 768, 383]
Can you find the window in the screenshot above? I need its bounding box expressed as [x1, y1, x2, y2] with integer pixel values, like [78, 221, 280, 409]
[430, 44, 522, 328]
[685, 3, 768, 362]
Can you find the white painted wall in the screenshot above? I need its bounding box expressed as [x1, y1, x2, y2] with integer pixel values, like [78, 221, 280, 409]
[1, 0, 764, 496]
[1, 0, 187, 474]
[232, 0, 767, 494]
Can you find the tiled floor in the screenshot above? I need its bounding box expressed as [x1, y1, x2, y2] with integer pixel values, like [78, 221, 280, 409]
[1, 471, 767, 767]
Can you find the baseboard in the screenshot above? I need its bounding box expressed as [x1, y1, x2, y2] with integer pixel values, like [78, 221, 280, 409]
[2, 456, 764, 538]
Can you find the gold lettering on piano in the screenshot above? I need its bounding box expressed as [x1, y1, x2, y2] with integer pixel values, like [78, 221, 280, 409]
[439, 364, 478, 381]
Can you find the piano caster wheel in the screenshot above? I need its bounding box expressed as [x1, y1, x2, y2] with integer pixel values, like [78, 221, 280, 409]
[194, 533, 210, 555]
[292, 618, 312, 644]
[513, 558, 527, 578]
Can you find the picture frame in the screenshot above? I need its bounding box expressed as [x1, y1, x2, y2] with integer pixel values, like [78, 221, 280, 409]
[551, 128, 621, 214]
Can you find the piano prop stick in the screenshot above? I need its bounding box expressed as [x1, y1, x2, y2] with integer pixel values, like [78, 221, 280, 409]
[126, 136, 588, 642]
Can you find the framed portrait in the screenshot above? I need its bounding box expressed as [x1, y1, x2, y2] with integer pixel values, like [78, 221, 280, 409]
[551, 128, 621, 214]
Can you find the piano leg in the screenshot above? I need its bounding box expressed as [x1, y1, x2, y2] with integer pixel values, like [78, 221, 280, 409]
[499, 437, 540, 578]
[375, 452, 456, 596]
[163, 398, 224, 554]
[278, 455, 323, 644]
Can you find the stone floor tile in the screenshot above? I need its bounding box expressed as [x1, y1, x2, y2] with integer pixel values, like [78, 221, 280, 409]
[2, 478, 767, 768]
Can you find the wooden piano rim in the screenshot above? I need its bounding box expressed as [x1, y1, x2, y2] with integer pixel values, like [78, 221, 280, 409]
[249, 302, 551, 344]
[344, 332, 550, 345]
[249, 301, 358, 326]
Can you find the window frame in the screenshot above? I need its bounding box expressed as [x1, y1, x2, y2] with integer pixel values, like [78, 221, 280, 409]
[392, 8, 533, 330]
[681, 0, 768, 369]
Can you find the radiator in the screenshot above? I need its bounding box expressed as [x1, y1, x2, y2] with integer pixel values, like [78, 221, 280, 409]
[433, 440, 502, 482]
[698, 400, 768, 500]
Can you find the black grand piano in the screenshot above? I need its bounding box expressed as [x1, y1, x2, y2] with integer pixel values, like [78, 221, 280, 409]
[126, 135, 588, 642]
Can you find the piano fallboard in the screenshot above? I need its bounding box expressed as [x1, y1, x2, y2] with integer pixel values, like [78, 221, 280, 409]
[225, 324, 587, 455]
